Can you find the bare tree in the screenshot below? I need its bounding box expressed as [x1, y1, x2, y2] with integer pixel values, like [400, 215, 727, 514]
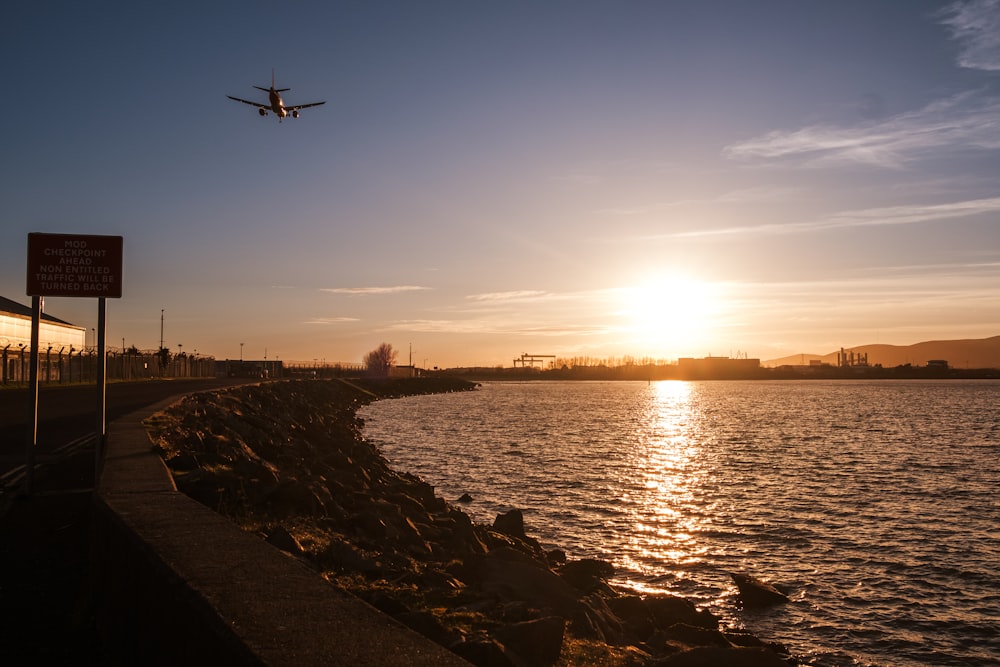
[364, 342, 397, 376]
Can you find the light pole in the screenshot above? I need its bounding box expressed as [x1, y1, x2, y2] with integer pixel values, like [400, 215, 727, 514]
[240, 342, 244, 362]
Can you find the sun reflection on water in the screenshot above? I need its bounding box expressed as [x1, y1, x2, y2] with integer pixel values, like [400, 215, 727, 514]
[619, 381, 713, 587]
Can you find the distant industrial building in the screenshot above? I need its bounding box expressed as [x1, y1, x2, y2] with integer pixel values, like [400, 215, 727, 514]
[0, 295, 86, 351]
[677, 356, 761, 380]
[837, 348, 869, 368]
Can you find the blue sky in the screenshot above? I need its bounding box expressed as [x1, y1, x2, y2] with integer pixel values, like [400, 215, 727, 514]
[2, 1, 999, 366]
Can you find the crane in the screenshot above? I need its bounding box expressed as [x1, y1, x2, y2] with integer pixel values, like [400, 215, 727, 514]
[513, 353, 556, 368]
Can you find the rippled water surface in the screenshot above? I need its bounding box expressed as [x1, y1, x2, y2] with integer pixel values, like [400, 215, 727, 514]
[358, 380, 1000, 666]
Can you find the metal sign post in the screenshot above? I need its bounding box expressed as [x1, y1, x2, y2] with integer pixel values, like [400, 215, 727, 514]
[95, 297, 107, 478]
[24, 297, 41, 494]
[25, 233, 123, 493]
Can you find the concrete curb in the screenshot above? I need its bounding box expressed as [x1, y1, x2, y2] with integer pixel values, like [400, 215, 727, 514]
[93, 395, 470, 666]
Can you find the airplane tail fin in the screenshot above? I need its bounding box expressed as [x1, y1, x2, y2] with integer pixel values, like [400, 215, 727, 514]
[272, 68, 290, 92]
[254, 69, 290, 93]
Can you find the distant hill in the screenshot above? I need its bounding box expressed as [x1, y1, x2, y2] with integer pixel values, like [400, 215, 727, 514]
[764, 335, 1000, 369]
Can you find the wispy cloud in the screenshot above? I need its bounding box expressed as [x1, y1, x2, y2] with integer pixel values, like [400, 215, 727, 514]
[303, 317, 359, 325]
[669, 196, 1000, 239]
[724, 92, 1000, 168]
[384, 318, 613, 337]
[465, 290, 549, 302]
[940, 0, 1000, 71]
[320, 286, 431, 295]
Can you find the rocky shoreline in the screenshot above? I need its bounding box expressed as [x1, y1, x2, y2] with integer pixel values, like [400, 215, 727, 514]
[147, 378, 797, 666]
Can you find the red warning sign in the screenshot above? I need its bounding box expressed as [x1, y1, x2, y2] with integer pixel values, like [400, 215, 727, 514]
[26, 233, 124, 298]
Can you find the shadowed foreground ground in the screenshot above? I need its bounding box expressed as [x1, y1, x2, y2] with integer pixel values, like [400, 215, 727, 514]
[0, 378, 255, 665]
[0, 446, 100, 664]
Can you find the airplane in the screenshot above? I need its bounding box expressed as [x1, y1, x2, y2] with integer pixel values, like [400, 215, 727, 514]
[227, 70, 325, 122]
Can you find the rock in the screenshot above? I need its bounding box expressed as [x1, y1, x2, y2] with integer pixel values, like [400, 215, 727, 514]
[724, 631, 767, 647]
[264, 478, 327, 516]
[661, 623, 732, 648]
[644, 594, 719, 630]
[318, 536, 380, 574]
[164, 450, 199, 471]
[478, 556, 579, 616]
[396, 610, 458, 647]
[450, 636, 516, 667]
[731, 572, 790, 608]
[607, 594, 655, 640]
[440, 509, 489, 555]
[458, 493, 473, 503]
[494, 616, 565, 667]
[545, 549, 566, 566]
[486, 545, 545, 566]
[386, 490, 434, 523]
[489, 508, 545, 555]
[264, 525, 303, 555]
[558, 558, 615, 593]
[365, 591, 411, 616]
[572, 592, 625, 644]
[493, 508, 528, 540]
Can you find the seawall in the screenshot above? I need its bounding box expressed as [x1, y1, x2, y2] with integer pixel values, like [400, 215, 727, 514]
[91, 378, 475, 665]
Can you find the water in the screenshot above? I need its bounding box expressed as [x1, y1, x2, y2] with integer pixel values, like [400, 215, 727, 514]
[358, 380, 1000, 667]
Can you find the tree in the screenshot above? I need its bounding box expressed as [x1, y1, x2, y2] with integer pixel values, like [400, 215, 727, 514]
[364, 342, 397, 376]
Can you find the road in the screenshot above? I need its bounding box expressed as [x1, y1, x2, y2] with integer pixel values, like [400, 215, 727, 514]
[0, 378, 256, 476]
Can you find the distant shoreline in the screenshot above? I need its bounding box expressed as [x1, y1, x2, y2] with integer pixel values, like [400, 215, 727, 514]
[432, 365, 1000, 382]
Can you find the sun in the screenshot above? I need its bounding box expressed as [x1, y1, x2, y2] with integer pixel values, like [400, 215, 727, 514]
[616, 273, 724, 357]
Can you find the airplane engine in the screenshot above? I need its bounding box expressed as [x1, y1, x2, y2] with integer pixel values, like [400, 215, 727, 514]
[292, 110, 300, 119]
[258, 108, 267, 117]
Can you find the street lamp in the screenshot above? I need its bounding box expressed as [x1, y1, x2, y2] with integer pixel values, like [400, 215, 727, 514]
[240, 342, 244, 362]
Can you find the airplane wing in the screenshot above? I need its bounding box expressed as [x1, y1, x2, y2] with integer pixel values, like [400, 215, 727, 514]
[286, 101, 326, 111]
[227, 95, 268, 109]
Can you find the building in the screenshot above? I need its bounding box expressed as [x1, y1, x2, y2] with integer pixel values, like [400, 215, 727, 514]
[0, 295, 86, 351]
[677, 355, 762, 380]
[2, 295, 88, 384]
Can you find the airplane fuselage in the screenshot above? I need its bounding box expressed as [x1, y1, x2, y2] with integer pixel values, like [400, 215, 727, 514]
[268, 89, 287, 118]
[254, 85, 289, 118]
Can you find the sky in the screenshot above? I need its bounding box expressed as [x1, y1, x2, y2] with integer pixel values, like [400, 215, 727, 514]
[2, 1, 999, 368]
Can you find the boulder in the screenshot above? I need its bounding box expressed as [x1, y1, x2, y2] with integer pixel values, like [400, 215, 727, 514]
[264, 478, 328, 516]
[264, 525, 303, 555]
[731, 572, 790, 608]
[478, 557, 579, 616]
[493, 508, 527, 540]
[573, 593, 625, 644]
[495, 616, 565, 667]
[558, 558, 615, 593]
[661, 623, 731, 648]
[450, 636, 516, 667]
[318, 536, 380, 574]
[607, 594, 655, 640]
[644, 594, 719, 630]
[396, 610, 458, 647]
